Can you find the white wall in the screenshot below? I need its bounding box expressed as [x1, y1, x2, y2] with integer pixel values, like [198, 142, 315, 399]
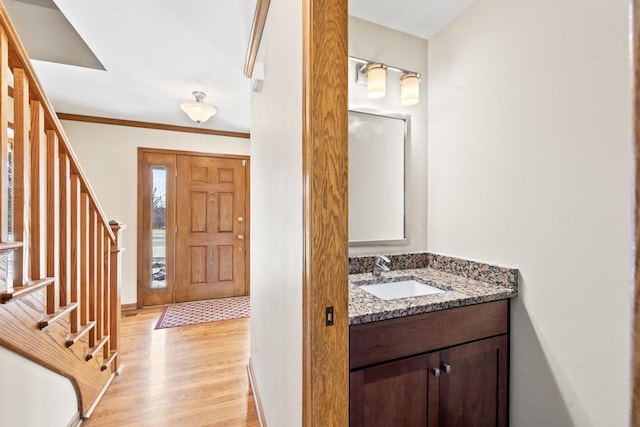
[61, 120, 250, 304]
[0, 346, 77, 426]
[427, 0, 631, 425]
[249, 0, 302, 425]
[349, 16, 428, 256]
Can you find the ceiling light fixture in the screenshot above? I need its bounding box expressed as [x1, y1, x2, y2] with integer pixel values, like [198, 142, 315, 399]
[352, 56, 422, 105]
[180, 91, 217, 124]
[401, 72, 420, 105]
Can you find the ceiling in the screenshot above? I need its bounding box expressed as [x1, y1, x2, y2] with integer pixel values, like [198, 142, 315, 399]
[5, 0, 473, 134]
[349, 0, 475, 40]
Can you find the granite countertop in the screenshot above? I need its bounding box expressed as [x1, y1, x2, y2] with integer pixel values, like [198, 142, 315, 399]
[349, 266, 518, 325]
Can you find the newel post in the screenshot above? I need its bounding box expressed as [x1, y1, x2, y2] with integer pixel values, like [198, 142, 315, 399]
[108, 220, 126, 373]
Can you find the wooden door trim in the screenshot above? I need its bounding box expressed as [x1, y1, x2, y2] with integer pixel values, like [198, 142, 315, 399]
[58, 113, 250, 140]
[136, 148, 250, 307]
[302, 0, 349, 425]
[244, 0, 271, 78]
[137, 146, 250, 161]
[633, 0, 640, 422]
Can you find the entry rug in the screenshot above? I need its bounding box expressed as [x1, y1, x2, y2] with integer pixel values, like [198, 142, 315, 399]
[155, 296, 250, 329]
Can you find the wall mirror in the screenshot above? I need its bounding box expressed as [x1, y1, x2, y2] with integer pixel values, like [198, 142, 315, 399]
[348, 109, 410, 246]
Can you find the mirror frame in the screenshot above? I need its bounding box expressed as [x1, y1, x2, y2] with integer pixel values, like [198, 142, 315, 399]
[348, 108, 411, 247]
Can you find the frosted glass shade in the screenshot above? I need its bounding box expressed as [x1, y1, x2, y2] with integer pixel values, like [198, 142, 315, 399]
[180, 91, 217, 124]
[180, 101, 217, 124]
[366, 64, 387, 99]
[401, 73, 420, 105]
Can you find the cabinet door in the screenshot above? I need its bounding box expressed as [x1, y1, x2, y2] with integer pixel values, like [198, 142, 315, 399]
[350, 352, 440, 426]
[439, 335, 508, 427]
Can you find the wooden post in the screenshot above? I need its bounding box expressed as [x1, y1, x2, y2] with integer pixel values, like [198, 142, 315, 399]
[88, 208, 97, 347]
[103, 227, 111, 359]
[80, 193, 90, 331]
[29, 101, 46, 290]
[12, 68, 30, 289]
[59, 153, 71, 309]
[46, 130, 60, 313]
[109, 221, 125, 372]
[69, 175, 81, 333]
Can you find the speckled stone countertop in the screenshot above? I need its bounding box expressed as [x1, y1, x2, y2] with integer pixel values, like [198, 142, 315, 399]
[349, 254, 518, 325]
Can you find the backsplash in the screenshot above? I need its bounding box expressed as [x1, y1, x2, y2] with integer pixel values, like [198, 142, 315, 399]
[348, 252, 518, 290]
[348, 253, 428, 275]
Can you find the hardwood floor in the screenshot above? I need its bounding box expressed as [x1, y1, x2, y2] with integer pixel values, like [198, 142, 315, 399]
[84, 307, 259, 427]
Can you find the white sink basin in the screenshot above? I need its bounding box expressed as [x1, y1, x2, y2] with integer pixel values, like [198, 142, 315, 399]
[359, 280, 444, 300]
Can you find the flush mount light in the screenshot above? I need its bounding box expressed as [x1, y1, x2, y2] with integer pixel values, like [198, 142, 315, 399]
[401, 72, 420, 105]
[365, 63, 388, 99]
[180, 91, 217, 124]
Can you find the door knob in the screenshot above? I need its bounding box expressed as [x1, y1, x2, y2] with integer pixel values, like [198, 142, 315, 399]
[237, 235, 244, 240]
[441, 363, 452, 374]
[431, 367, 441, 377]
[237, 216, 244, 223]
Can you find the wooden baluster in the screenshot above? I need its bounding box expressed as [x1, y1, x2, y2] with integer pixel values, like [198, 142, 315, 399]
[95, 221, 103, 343]
[109, 221, 125, 372]
[69, 175, 81, 333]
[45, 130, 59, 313]
[29, 100, 46, 303]
[12, 67, 29, 289]
[80, 193, 90, 341]
[88, 209, 97, 346]
[59, 153, 71, 312]
[0, 27, 9, 247]
[103, 228, 111, 359]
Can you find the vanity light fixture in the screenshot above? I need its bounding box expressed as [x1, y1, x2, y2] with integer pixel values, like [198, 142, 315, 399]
[351, 56, 422, 105]
[180, 91, 217, 124]
[400, 72, 420, 105]
[365, 63, 388, 99]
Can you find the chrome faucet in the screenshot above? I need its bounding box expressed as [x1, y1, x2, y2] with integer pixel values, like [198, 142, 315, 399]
[373, 255, 391, 276]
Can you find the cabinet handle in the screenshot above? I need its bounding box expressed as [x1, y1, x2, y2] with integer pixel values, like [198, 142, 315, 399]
[431, 367, 441, 377]
[441, 363, 452, 374]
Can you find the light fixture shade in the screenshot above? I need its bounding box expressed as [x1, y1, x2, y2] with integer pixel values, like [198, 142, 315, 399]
[366, 64, 387, 99]
[180, 91, 217, 124]
[401, 72, 420, 105]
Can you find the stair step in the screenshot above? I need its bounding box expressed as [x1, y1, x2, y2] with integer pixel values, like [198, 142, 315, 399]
[38, 302, 79, 330]
[0, 241, 24, 253]
[101, 351, 118, 372]
[85, 335, 109, 361]
[1, 277, 54, 304]
[65, 321, 96, 348]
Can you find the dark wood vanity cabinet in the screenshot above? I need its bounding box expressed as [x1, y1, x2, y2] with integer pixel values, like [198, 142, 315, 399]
[349, 300, 509, 427]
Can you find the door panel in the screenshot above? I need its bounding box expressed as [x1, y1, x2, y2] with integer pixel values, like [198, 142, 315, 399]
[175, 155, 247, 302]
[350, 352, 439, 427]
[439, 335, 508, 427]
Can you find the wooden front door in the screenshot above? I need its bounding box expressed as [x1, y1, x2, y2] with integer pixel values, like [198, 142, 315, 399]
[175, 154, 247, 302]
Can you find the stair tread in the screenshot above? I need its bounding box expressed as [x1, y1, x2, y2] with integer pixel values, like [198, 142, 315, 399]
[1, 277, 55, 303]
[101, 351, 118, 371]
[86, 335, 110, 361]
[0, 241, 24, 252]
[38, 302, 79, 330]
[65, 321, 97, 348]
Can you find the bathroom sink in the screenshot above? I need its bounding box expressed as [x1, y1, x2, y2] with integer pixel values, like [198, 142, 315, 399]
[359, 280, 444, 300]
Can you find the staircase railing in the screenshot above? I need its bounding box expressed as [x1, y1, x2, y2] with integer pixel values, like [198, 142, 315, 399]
[0, 2, 124, 419]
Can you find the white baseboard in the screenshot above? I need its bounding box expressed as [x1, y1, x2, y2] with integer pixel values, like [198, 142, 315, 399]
[67, 411, 82, 427]
[247, 358, 267, 427]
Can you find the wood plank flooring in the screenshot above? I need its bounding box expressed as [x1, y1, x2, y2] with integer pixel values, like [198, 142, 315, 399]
[83, 307, 259, 427]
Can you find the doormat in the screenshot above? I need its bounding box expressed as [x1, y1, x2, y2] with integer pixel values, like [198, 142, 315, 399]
[154, 296, 250, 330]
